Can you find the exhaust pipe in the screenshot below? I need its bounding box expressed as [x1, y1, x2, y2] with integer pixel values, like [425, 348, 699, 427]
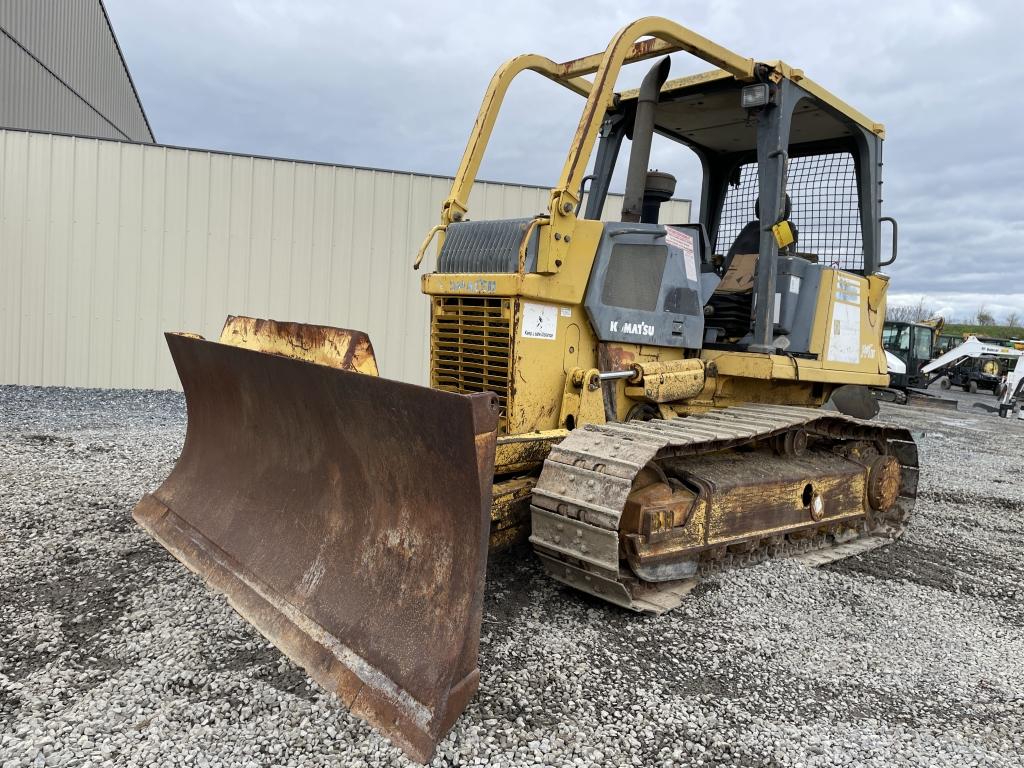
[621, 57, 671, 223]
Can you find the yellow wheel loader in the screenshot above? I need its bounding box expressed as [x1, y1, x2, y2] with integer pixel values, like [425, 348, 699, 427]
[134, 17, 917, 763]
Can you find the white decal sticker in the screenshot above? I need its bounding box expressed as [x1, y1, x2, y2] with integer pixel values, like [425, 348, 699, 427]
[666, 226, 697, 282]
[774, 292, 782, 324]
[828, 302, 861, 364]
[789, 275, 801, 294]
[559, 306, 572, 317]
[521, 302, 558, 340]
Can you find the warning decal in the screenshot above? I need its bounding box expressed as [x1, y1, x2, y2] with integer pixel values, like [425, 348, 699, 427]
[521, 302, 558, 340]
[666, 226, 698, 282]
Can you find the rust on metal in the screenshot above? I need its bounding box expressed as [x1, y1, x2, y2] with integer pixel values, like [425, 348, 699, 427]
[643, 451, 867, 550]
[494, 431, 563, 474]
[554, 38, 672, 78]
[218, 315, 379, 375]
[905, 391, 958, 410]
[531, 405, 918, 613]
[597, 342, 636, 419]
[867, 455, 902, 511]
[489, 475, 536, 550]
[625, 360, 706, 403]
[133, 330, 498, 763]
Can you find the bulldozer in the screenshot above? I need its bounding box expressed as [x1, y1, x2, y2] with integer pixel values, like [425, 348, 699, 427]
[133, 17, 918, 763]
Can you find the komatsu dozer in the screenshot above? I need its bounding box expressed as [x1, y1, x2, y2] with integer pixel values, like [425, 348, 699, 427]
[134, 17, 918, 762]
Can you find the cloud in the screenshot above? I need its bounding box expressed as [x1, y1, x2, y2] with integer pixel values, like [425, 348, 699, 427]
[105, 0, 1022, 313]
[888, 292, 1024, 323]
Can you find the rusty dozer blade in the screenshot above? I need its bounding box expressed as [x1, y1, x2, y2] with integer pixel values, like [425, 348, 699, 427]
[133, 317, 498, 763]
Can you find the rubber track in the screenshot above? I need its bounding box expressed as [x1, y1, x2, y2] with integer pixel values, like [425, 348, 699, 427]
[529, 404, 918, 613]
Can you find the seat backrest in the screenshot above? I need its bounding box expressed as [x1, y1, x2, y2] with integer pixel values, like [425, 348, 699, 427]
[716, 252, 758, 293]
[723, 220, 760, 274]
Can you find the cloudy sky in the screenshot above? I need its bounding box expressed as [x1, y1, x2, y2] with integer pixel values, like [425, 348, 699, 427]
[105, 0, 1022, 322]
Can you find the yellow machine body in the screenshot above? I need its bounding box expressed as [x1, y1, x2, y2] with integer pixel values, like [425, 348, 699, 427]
[423, 231, 892, 547]
[415, 18, 897, 525]
[423, 245, 890, 434]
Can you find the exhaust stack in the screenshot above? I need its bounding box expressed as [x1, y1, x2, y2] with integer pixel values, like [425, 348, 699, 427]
[621, 57, 671, 223]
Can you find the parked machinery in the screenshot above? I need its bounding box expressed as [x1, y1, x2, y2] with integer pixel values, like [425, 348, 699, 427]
[997, 362, 1024, 418]
[134, 18, 918, 761]
[924, 335, 1023, 406]
[934, 333, 961, 356]
[882, 319, 943, 391]
[945, 354, 1011, 394]
[877, 318, 957, 408]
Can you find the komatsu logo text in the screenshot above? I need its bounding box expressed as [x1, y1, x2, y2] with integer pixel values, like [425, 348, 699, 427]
[448, 278, 497, 293]
[610, 320, 655, 337]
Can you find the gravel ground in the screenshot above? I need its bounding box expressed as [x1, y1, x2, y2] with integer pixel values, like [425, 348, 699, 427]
[1, 384, 1022, 767]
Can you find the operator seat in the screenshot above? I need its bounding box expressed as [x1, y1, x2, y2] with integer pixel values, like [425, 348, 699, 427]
[706, 196, 797, 341]
[724, 220, 761, 270]
[719, 194, 795, 276]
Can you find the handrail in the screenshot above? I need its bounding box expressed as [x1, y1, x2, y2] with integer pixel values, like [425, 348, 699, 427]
[879, 216, 898, 267]
[413, 224, 446, 270]
[557, 23, 753, 79]
[441, 54, 594, 225]
[440, 17, 756, 229]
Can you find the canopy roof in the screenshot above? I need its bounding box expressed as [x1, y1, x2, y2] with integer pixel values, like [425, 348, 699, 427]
[617, 63, 884, 155]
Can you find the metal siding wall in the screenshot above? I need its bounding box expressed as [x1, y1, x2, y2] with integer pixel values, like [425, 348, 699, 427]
[1, 129, 25, 383]
[0, 33, 125, 140]
[0, 0, 152, 141]
[0, 130, 690, 389]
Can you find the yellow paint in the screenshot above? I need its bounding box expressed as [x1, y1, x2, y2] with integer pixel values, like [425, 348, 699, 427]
[810, 270, 889, 380]
[490, 475, 537, 550]
[218, 315, 379, 376]
[442, 55, 594, 226]
[425, 263, 890, 434]
[420, 18, 892, 448]
[772, 221, 796, 248]
[494, 430, 566, 474]
[432, 16, 882, 274]
[428, 296, 513, 430]
[557, 368, 607, 430]
[625, 359, 705, 403]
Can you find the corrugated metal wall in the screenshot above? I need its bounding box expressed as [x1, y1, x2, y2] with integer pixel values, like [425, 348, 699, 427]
[0, 0, 153, 142]
[0, 129, 691, 389]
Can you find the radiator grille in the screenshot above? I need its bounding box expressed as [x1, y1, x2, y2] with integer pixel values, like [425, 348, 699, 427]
[430, 297, 513, 420]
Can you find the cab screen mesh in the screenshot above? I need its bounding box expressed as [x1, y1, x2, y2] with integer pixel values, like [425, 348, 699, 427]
[714, 153, 864, 271]
[601, 244, 666, 311]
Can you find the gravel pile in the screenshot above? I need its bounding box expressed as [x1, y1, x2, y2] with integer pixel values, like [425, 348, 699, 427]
[1, 385, 1022, 767]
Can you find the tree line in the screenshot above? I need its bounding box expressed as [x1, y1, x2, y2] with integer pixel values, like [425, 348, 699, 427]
[886, 297, 1020, 328]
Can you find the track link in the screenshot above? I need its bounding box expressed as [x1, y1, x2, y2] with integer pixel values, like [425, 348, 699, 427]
[529, 404, 918, 613]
